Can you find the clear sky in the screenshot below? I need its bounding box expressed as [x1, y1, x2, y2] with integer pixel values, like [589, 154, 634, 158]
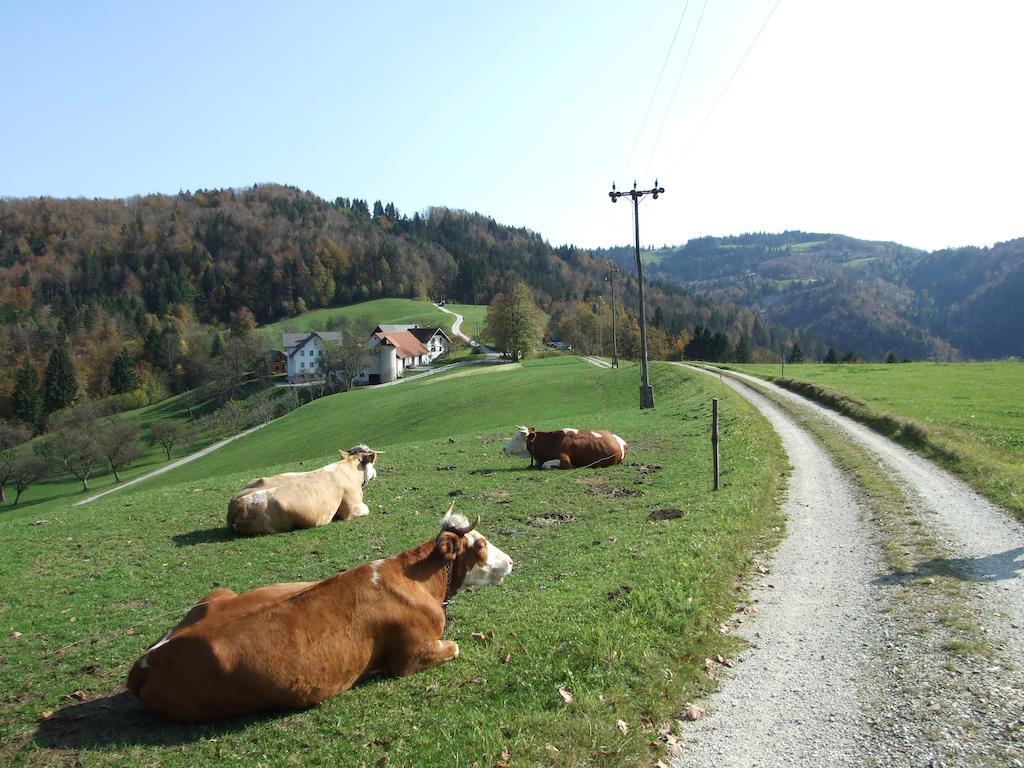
[2, 1, 1021, 252]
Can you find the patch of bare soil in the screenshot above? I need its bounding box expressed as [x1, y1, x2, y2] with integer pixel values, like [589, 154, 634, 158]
[528, 512, 576, 527]
[576, 477, 645, 498]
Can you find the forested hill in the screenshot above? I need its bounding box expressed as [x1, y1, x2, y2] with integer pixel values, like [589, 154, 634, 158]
[0, 185, 805, 404]
[598, 232, 1024, 360]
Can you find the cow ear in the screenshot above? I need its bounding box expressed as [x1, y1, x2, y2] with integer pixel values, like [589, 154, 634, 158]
[472, 538, 488, 565]
[338, 450, 348, 459]
[437, 532, 466, 561]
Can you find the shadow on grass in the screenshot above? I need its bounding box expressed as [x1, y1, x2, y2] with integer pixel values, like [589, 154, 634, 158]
[172, 526, 236, 547]
[33, 691, 275, 750]
[874, 546, 1024, 585]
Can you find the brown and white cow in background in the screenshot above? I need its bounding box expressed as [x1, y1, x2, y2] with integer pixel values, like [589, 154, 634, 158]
[227, 444, 379, 535]
[502, 426, 628, 469]
[127, 507, 513, 722]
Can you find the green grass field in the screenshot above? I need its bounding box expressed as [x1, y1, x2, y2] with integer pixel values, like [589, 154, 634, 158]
[1, 358, 786, 767]
[722, 361, 1024, 517]
[261, 299, 459, 340]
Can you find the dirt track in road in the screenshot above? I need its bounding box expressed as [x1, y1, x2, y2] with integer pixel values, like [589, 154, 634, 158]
[673, 364, 1024, 767]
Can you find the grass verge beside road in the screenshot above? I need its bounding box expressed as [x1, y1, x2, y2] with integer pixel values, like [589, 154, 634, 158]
[719, 362, 1024, 519]
[1, 358, 785, 767]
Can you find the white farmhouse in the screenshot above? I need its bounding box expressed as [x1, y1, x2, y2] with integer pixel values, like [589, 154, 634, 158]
[282, 331, 343, 382]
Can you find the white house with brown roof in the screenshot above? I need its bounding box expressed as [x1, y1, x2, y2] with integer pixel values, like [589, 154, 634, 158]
[350, 324, 451, 385]
[283, 331, 342, 382]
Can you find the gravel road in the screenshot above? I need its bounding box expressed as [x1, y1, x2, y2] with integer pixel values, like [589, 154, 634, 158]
[673, 364, 1024, 767]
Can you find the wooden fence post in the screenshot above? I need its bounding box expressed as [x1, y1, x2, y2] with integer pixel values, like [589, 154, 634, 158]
[712, 398, 720, 491]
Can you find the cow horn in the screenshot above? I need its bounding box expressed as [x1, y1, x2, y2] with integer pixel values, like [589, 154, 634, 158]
[452, 515, 480, 536]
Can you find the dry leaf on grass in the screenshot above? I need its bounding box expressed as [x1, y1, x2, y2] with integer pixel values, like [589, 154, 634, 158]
[558, 685, 573, 704]
[545, 744, 560, 753]
[616, 719, 629, 735]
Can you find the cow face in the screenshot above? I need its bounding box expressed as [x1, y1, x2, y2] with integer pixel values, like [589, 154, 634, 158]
[461, 531, 514, 588]
[439, 510, 514, 591]
[342, 445, 379, 486]
[502, 426, 533, 458]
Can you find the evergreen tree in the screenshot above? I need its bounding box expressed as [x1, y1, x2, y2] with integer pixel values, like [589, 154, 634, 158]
[787, 342, 805, 364]
[885, 352, 898, 364]
[12, 358, 43, 433]
[43, 343, 78, 417]
[108, 348, 140, 394]
[210, 331, 225, 358]
[734, 336, 753, 363]
[823, 347, 839, 364]
[841, 350, 858, 363]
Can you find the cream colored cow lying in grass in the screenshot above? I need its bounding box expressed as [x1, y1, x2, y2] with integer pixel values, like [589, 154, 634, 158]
[227, 445, 379, 535]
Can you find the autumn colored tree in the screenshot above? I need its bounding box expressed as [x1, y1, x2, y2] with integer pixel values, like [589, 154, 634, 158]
[483, 282, 543, 361]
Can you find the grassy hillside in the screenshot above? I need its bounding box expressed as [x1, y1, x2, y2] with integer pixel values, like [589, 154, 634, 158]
[1, 358, 786, 767]
[261, 298, 458, 339]
[723, 361, 1024, 517]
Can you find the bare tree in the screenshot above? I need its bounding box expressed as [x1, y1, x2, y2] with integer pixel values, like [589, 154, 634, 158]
[11, 454, 50, 506]
[42, 401, 103, 492]
[0, 420, 32, 503]
[151, 421, 190, 460]
[319, 334, 373, 394]
[99, 418, 143, 482]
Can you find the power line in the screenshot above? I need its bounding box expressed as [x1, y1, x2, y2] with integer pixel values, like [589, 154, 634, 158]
[617, 1, 692, 183]
[670, 0, 783, 174]
[642, 0, 709, 179]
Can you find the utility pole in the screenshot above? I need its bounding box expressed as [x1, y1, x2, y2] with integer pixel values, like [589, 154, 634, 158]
[606, 260, 619, 368]
[609, 180, 663, 409]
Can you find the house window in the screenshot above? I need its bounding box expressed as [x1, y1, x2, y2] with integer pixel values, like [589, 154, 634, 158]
[301, 362, 306, 369]
[300, 350, 305, 356]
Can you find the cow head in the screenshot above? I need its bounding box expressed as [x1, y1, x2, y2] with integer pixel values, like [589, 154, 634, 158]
[341, 444, 380, 486]
[437, 506, 513, 591]
[502, 426, 535, 458]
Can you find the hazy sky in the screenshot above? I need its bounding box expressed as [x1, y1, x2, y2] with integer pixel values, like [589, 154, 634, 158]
[3, 1, 1021, 252]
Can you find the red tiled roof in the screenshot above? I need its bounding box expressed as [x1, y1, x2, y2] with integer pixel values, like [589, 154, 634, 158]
[374, 330, 429, 360]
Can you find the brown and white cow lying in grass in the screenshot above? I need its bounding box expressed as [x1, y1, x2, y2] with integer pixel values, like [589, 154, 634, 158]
[502, 426, 628, 469]
[128, 507, 513, 722]
[227, 444, 379, 535]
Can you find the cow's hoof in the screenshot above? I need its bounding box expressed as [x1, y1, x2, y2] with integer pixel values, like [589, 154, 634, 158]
[355, 504, 370, 517]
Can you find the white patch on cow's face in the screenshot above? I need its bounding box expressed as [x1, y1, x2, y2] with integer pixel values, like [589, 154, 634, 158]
[562, 428, 578, 434]
[246, 488, 274, 506]
[541, 459, 561, 470]
[370, 559, 384, 586]
[613, 434, 627, 460]
[362, 461, 376, 486]
[461, 532, 513, 588]
[502, 428, 531, 457]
